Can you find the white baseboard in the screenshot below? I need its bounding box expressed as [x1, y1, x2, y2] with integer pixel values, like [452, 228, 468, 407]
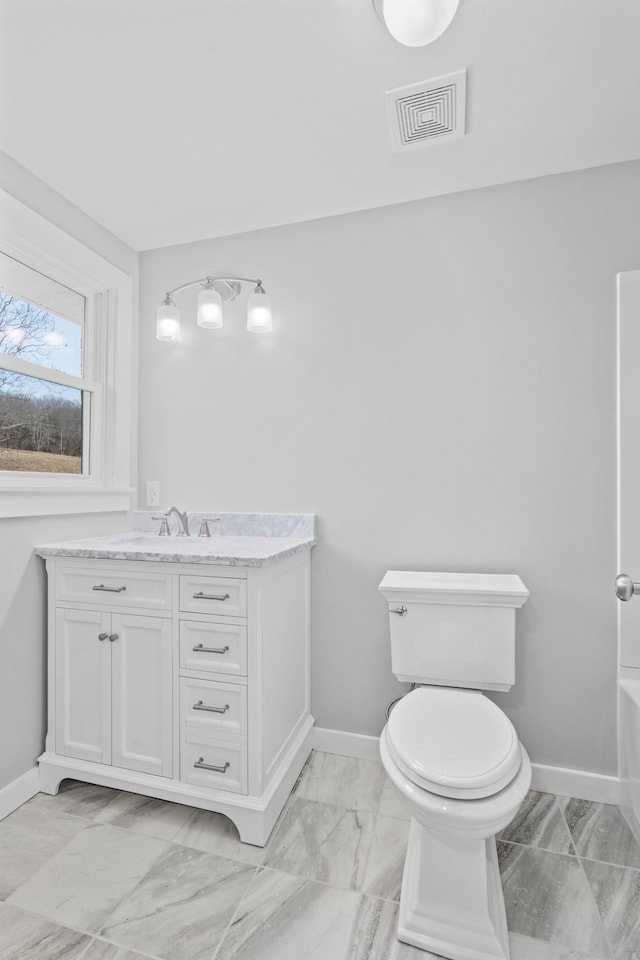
[311, 727, 380, 761]
[311, 727, 623, 804]
[0, 767, 40, 821]
[530, 763, 622, 805]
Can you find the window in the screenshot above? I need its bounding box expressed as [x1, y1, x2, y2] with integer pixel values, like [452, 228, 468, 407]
[0, 252, 88, 474]
[0, 188, 135, 517]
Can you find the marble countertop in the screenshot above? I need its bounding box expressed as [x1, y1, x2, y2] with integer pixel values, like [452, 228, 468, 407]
[36, 512, 316, 567]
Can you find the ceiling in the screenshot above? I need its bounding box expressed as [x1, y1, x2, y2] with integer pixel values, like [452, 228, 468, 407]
[1, 0, 639, 252]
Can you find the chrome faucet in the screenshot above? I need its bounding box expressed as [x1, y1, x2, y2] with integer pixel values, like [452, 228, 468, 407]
[165, 506, 190, 537]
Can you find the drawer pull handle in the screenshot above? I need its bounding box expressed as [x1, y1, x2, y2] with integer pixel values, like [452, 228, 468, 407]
[93, 584, 127, 593]
[193, 592, 230, 602]
[192, 643, 230, 655]
[108, 633, 119, 643]
[98, 632, 108, 642]
[194, 757, 230, 773]
[193, 700, 230, 714]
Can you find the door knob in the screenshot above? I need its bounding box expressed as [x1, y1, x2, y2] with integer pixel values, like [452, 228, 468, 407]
[615, 574, 640, 601]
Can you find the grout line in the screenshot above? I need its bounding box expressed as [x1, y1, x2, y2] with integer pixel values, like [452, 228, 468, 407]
[573, 847, 616, 959]
[210, 864, 263, 960]
[0, 902, 162, 960]
[552, 794, 614, 960]
[80, 934, 166, 960]
[578, 854, 640, 873]
[498, 838, 579, 861]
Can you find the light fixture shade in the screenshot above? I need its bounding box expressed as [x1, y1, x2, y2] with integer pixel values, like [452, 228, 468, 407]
[247, 288, 272, 333]
[379, 0, 462, 46]
[156, 301, 182, 342]
[197, 283, 223, 329]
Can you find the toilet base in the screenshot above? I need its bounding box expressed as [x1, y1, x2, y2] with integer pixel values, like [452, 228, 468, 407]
[398, 819, 509, 960]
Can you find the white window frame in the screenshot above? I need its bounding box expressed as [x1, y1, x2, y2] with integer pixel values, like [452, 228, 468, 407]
[0, 188, 135, 517]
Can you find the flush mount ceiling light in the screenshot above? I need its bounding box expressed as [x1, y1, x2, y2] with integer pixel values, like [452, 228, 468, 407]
[373, 0, 463, 46]
[156, 275, 272, 342]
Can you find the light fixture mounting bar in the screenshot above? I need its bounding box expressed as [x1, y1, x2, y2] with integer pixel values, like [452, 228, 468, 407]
[164, 276, 264, 304]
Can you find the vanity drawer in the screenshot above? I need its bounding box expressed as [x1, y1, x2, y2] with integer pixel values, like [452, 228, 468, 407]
[180, 735, 247, 794]
[179, 575, 246, 618]
[56, 564, 172, 611]
[180, 619, 247, 676]
[180, 677, 246, 737]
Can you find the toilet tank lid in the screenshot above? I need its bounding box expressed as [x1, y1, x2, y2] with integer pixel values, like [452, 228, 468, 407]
[379, 571, 529, 607]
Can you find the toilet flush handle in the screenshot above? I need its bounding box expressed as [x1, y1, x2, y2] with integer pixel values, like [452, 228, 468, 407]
[391, 605, 408, 616]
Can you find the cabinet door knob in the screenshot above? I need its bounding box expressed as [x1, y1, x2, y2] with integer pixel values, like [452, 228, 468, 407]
[98, 632, 108, 642]
[108, 633, 119, 642]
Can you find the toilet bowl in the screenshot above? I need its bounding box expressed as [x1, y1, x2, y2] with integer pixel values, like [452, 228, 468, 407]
[379, 571, 530, 960]
[380, 686, 531, 960]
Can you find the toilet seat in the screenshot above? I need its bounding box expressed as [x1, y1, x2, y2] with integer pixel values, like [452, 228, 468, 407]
[386, 686, 522, 800]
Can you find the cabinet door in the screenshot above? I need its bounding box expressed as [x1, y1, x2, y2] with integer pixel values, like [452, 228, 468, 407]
[55, 608, 111, 764]
[110, 613, 173, 778]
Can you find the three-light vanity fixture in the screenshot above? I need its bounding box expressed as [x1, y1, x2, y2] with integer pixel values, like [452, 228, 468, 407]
[156, 275, 272, 342]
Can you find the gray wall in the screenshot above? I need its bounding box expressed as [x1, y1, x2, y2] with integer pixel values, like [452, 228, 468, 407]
[0, 152, 137, 790]
[139, 160, 640, 777]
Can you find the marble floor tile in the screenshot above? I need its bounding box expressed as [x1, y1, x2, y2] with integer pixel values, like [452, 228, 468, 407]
[94, 791, 193, 841]
[499, 792, 576, 855]
[361, 814, 409, 901]
[559, 799, 640, 870]
[497, 841, 609, 957]
[582, 859, 640, 960]
[293, 751, 385, 812]
[215, 866, 359, 960]
[348, 895, 434, 960]
[377, 778, 410, 821]
[100, 843, 255, 960]
[172, 806, 264, 865]
[508, 932, 606, 960]
[0, 902, 91, 960]
[262, 795, 375, 890]
[0, 802, 86, 899]
[28, 781, 122, 820]
[8, 823, 167, 934]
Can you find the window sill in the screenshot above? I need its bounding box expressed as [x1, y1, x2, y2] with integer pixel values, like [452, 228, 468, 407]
[0, 487, 134, 519]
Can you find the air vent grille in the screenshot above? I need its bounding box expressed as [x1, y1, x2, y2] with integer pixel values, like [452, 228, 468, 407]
[387, 70, 466, 151]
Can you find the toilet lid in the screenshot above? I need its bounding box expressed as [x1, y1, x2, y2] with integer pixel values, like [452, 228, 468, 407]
[386, 686, 521, 800]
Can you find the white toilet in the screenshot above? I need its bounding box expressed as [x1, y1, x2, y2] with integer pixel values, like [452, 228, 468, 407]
[379, 570, 531, 960]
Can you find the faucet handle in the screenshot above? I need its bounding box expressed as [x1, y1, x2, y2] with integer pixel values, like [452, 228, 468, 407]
[198, 517, 220, 538]
[152, 515, 171, 536]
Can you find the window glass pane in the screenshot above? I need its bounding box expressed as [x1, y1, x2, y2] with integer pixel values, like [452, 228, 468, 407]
[0, 251, 84, 377]
[0, 371, 83, 474]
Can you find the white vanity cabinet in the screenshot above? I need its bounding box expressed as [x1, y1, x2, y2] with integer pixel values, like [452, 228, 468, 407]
[38, 545, 313, 846]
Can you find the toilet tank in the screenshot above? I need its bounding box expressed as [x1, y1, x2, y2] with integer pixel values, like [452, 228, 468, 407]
[379, 571, 529, 692]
